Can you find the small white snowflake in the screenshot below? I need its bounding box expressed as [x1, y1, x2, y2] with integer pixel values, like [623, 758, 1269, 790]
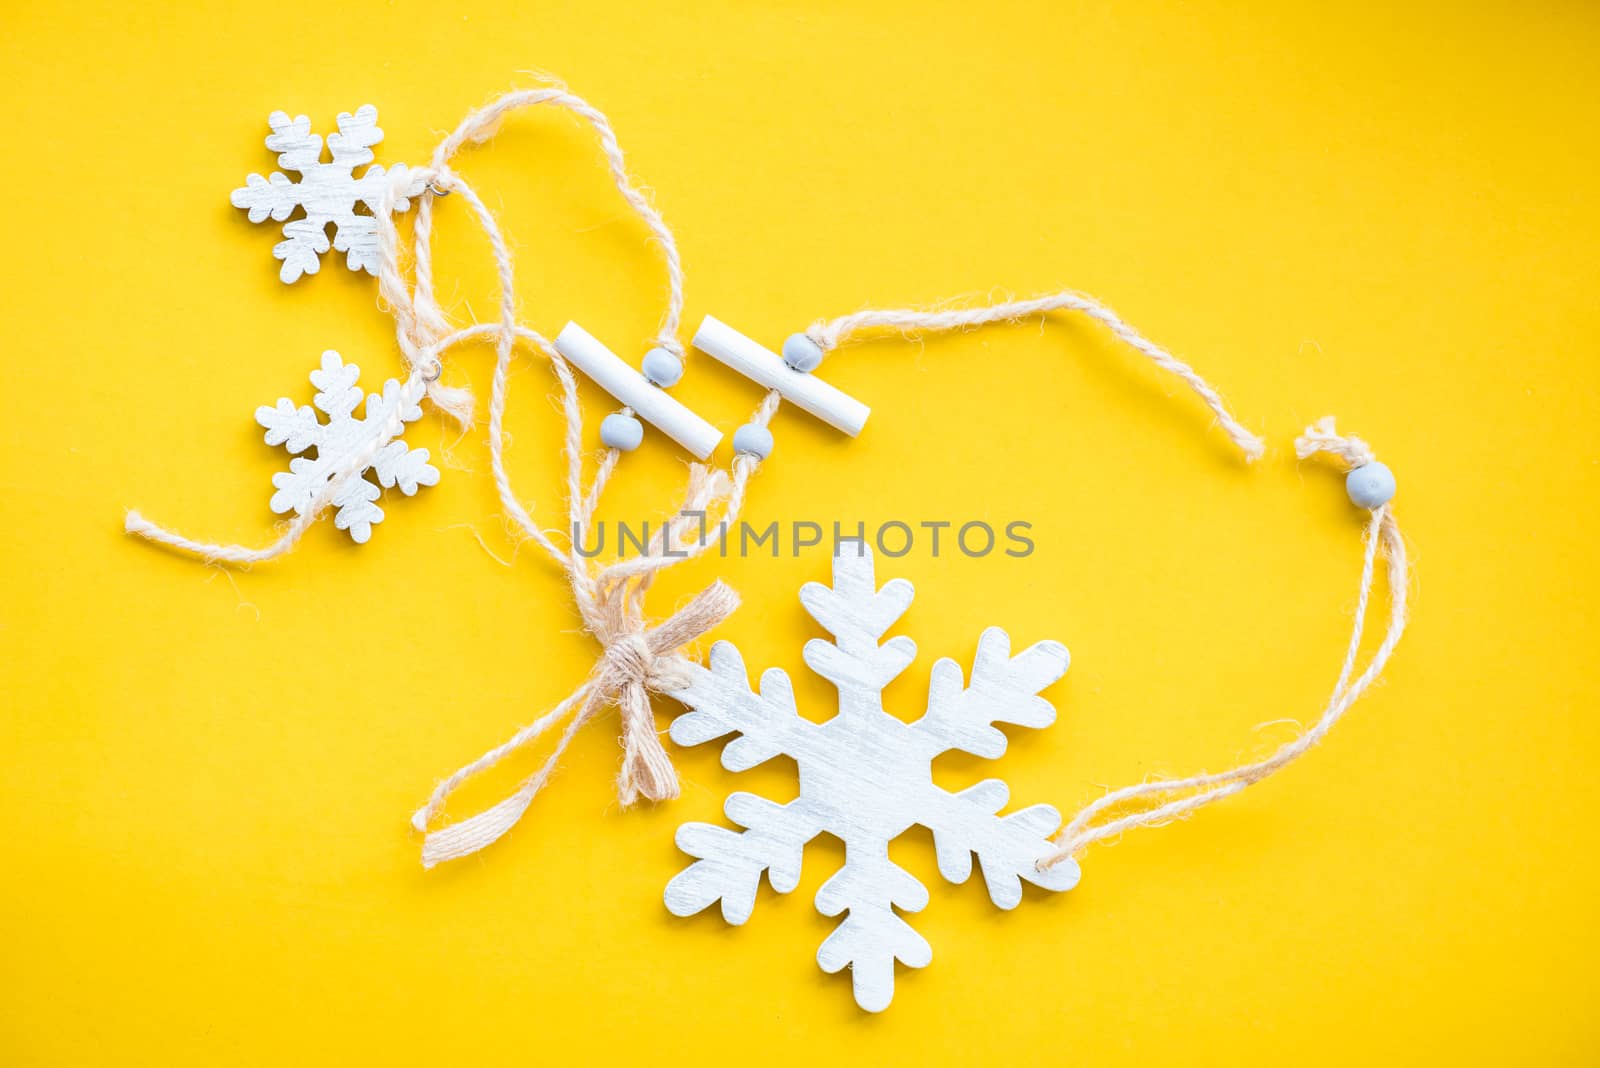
[256, 351, 439, 543]
[664, 545, 1079, 1011]
[230, 105, 416, 284]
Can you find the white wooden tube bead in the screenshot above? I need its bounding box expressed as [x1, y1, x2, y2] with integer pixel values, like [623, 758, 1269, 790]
[553, 322, 724, 460]
[693, 315, 871, 436]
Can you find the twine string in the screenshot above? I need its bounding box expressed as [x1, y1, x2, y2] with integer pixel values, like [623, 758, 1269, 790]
[125, 87, 1409, 872]
[374, 90, 774, 864]
[1031, 418, 1406, 866]
[413, 578, 739, 869]
[120, 82, 776, 862]
[809, 289, 1266, 461]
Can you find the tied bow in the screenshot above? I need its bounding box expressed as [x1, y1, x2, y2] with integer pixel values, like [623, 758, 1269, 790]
[414, 580, 739, 869]
[591, 581, 741, 806]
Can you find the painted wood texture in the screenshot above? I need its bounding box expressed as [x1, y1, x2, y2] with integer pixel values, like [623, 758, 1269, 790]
[664, 544, 1079, 1012]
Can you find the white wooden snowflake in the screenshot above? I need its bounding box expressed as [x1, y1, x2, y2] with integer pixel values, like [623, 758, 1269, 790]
[256, 351, 439, 543]
[230, 105, 416, 284]
[664, 545, 1080, 1011]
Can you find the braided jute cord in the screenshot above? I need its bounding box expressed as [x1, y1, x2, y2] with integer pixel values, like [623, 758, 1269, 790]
[810, 299, 1406, 865]
[120, 82, 777, 863]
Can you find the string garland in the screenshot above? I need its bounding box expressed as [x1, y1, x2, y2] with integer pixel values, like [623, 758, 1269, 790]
[123, 84, 781, 861]
[120, 78, 1408, 885]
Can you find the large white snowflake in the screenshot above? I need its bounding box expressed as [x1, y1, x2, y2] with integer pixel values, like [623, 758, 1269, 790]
[230, 105, 415, 284]
[664, 545, 1080, 1011]
[256, 351, 439, 543]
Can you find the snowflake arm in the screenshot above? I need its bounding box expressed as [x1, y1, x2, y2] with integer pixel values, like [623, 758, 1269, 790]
[272, 219, 331, 284]
[798, 547, 918, 723]
[267, 454, 327, 518]
[326, 105, 382, 169]
[668, 641, 815, 770]
[310, 347, 364, 420]
[331, 211, 382, 276]
[664, 794, 823, 924]
[232, 171, 299, 223]
[330, 476, 384, 544]
[923, 779, 1081, 908]
[373, 438, 439, 495]
[264, 111, 323, 173]
[914, 627, 1068, 759]
[815, 840, 933, 1013]
[256, 398, 320, 454]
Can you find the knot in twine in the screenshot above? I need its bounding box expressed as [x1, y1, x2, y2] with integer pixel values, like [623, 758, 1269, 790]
[413, 579, 739, 868]
[588, 581, 739, 806]
[1295, 416, 1375, 468]
[376, 163, 476, 429]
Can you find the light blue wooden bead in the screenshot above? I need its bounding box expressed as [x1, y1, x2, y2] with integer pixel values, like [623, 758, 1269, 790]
[600, 412, 644, 451]
[642, 347, 684, 388]
[732, 423, 774, 459]
[781, 333, 824, 373]
[1346, 461, 1396, 508]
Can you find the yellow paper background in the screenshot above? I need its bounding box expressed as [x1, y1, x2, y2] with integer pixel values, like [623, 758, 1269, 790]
[3, 1, 1597, 1063]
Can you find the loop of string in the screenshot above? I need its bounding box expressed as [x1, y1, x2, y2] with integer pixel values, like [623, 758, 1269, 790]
[1037, 418, 1407, 866]
[374, 87, 772, 865]
[805, 290, 1404, 867]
